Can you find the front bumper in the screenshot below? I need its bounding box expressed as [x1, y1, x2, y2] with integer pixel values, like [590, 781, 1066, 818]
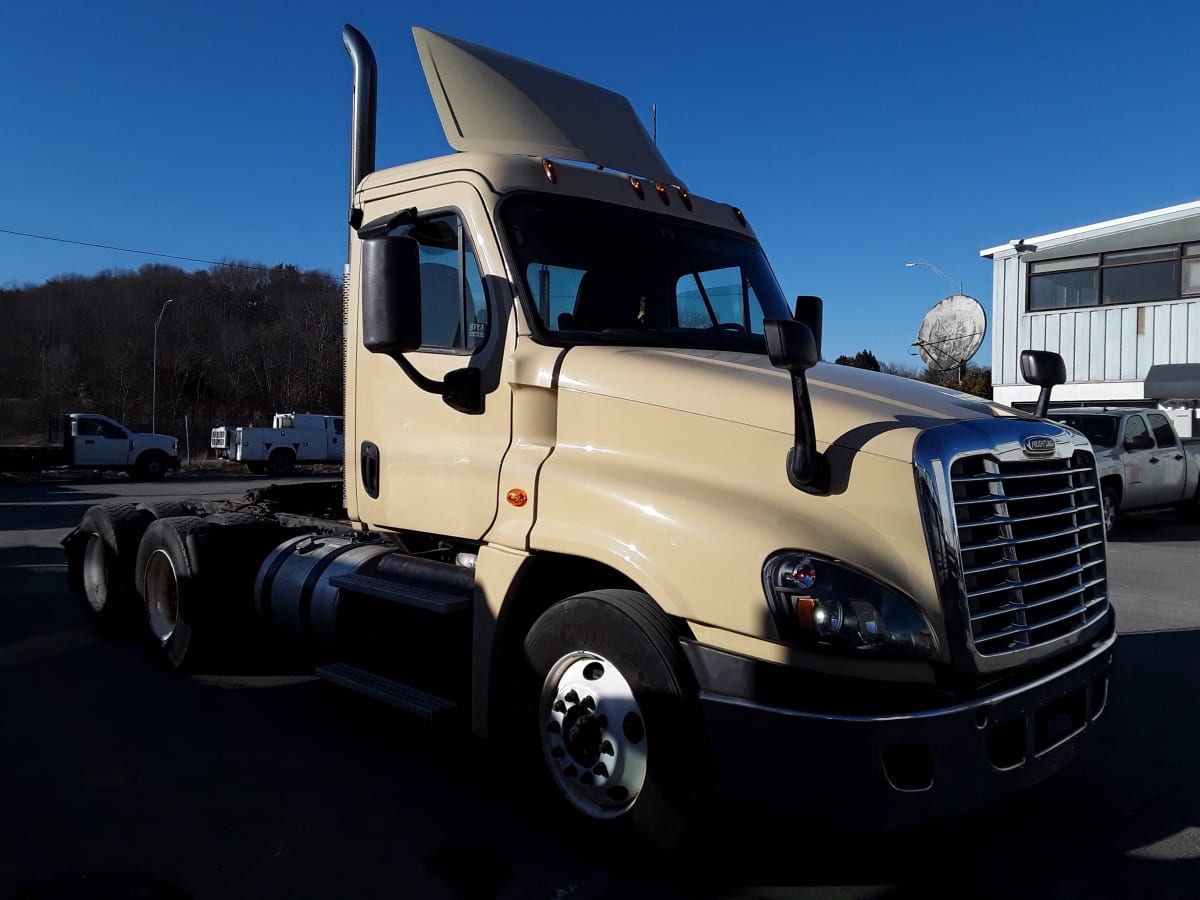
[685, 624, 1115, 829]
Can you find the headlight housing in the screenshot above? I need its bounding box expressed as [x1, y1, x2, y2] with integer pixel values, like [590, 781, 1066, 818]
[762, 551, 937, 659]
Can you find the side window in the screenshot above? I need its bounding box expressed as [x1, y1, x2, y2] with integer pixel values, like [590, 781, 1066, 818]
[1148, 414, 1177, 448]
[332, 418, 345, 436]
[396, 214, 489, 352]
[675, 267, 758, 332]
[1124, 415, 1149, 443]
[76, 418, 101, 437]
[97, 420, 125, 439]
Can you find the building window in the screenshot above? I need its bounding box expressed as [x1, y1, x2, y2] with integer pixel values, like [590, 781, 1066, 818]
[1027, 242, 1200, 311]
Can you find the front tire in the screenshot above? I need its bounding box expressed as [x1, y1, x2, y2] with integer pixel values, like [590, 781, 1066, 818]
[134, 450, 170, 480]
[1101, 483, 1121, 538]
[522, 589, 704, 852]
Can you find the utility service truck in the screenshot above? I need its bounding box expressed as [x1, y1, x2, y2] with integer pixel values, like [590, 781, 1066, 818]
[64, 26, 1116, 847]
[211, 412, 344, 475]
[1, 412, 179, 479]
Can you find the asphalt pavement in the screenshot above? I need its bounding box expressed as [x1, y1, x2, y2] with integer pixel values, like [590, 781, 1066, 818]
[1, 473, 1198, 899]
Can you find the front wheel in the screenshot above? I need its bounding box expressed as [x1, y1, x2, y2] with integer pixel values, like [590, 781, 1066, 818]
[1101, 484, 1121, 538]
[133, 450, 170, 480]
[522, 590, 705, 851]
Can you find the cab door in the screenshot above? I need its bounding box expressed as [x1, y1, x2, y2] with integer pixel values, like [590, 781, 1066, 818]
[1146, 412, 1187, 504]
[70, 417, 129, 467]
[351, 182, 512, 540]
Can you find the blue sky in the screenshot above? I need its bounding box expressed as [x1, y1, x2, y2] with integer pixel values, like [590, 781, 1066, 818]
[2, 0, 1197, 366]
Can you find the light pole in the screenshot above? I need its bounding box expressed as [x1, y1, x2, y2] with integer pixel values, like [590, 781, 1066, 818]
[905, 261, 963, 296]
[152, 298, 175, 433]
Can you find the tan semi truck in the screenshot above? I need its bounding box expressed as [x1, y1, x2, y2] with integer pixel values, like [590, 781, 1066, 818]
[65, 25, 1115, 847]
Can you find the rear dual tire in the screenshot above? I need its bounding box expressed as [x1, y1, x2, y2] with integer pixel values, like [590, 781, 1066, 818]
[135, 514, 293, 670]
[77, 504, 155, 631]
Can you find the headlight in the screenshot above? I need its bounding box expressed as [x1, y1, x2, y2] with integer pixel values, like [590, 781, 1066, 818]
[762, 551, 937, 658]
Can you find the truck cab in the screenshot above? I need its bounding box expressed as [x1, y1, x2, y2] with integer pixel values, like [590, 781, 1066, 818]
[336, 28, 1115, 833]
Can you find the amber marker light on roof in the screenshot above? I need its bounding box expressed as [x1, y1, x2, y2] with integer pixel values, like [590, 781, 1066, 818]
[629, 176, 644, 200]
[542, 159, 557, 183]
[506, 488, 529, 507]
[654, 182, 670, 205]
[678, 187, 692, 211]
[732, 207, 747, 227]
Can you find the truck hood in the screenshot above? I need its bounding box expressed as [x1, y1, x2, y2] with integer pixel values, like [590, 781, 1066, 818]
[557, 346, 1021, 463]
[131, 431, 179, 455]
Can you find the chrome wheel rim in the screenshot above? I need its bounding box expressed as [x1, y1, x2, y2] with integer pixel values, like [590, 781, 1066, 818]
[144, 549, 180, 642]
[538, 651, 647, 819]
[1103, 494, 1116, 533]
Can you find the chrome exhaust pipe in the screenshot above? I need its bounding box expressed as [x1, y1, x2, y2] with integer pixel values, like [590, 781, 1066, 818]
[343, 24, 377, 242]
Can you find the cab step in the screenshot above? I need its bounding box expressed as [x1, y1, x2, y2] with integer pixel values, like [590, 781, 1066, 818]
[315, 662, 458, 721]
[329, 572, 471, 614]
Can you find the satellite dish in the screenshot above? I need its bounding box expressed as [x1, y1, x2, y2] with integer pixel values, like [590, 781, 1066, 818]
[913, 294, 987, 373]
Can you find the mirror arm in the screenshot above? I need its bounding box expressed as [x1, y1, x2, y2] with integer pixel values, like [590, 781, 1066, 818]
[785, 371, 830, 494]
[391, 353, 444, 395]
[1034, 386, 1053, 419]
[390, 354, 484, 415]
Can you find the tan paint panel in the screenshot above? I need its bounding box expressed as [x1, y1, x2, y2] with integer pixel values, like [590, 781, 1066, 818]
[530, 386, 947, 659]
[351, 180, 513, 539]
[471, 543, 530, 735]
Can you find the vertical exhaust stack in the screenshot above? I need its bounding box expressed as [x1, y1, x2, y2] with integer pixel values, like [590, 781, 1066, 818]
[343, 23, 378, 251]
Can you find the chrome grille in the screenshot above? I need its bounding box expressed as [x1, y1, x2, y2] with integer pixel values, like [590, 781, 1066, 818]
[950, 450, 1108, 656]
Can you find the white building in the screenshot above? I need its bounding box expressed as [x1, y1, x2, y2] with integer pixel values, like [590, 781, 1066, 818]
[981, 200, 1200, 436]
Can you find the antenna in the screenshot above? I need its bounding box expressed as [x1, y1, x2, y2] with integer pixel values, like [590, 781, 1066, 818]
[912, 294, 987, 379]
[652, 103, 657, 144]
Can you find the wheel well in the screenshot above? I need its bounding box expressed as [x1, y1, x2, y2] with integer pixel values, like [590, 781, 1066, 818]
[270, 447, 295, 459]
[486, 551, 695, 732]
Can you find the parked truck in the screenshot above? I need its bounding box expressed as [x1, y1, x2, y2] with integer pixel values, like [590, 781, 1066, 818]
[0, 412, 179, 479]
[211, 412, 344, 475]
[63, 25, 1115, 847]
[1050, 407, 1200, 535]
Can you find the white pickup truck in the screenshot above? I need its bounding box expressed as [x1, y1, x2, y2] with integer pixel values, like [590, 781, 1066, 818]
[1051, 407, 1200, 535]
[0, 413, 179, 479]
[210, 413, 344, 476]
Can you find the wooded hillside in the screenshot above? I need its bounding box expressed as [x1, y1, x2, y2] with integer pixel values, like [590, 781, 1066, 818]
[0, 262, 342, 456]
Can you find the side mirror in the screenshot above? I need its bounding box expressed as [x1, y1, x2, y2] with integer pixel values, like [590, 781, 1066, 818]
[359, 233, 487, 415]
[766, 317, 819, 372]
[1124, 433, 1154, 452]
[764, 319, 828, 494]
[792, 295, 823, 360]
[1020, 349, 1067, 418]
[362, 235, 422, 354]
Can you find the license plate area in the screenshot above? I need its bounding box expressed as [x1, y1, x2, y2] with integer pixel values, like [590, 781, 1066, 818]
[1033, 685, 1088, 756]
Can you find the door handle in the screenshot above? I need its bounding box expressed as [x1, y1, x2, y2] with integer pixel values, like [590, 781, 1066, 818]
[1175, 454, 1184, 460]
[1148, 457, 1159, 464]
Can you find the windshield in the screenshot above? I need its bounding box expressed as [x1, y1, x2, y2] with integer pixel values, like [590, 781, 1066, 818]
[502, 195, 793, 352]
[1052, 414, 1118, 448]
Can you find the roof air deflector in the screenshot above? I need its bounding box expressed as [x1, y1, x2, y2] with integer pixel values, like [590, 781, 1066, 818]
[412, 27, 680, 186]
